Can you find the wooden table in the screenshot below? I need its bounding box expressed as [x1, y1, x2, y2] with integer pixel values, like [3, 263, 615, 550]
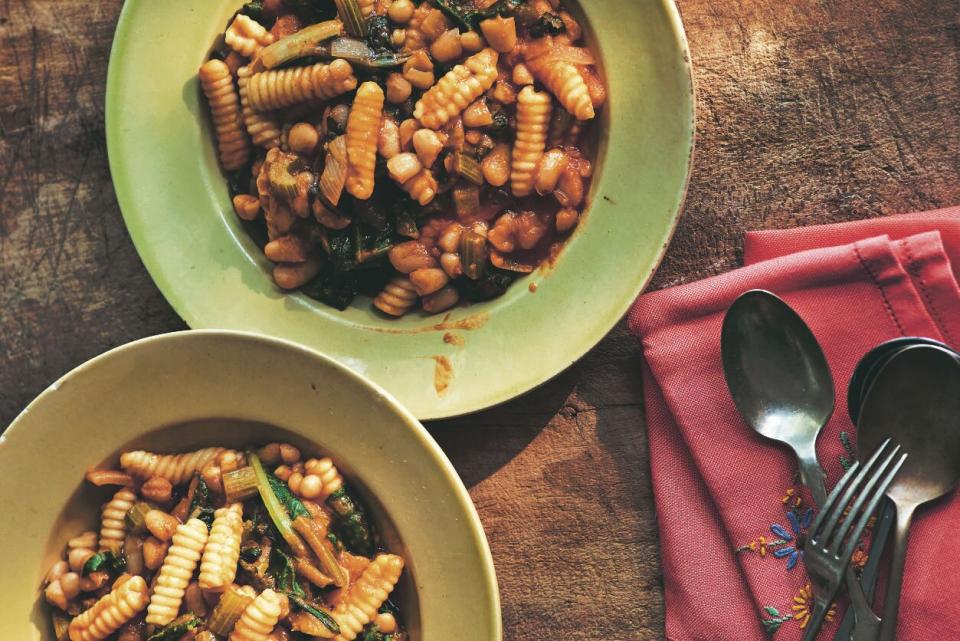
[2, 1, 958, 638]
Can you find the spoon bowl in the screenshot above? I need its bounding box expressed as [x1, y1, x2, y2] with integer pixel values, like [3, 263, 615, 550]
[857, 344, 960, 641]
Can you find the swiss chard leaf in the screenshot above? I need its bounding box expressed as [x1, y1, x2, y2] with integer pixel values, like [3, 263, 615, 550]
[188, 478, 216, 528]
[268, 546, 306, 598]
[238, 1, 269, 27]
[239, 545, 262, 563]
[284, 0, 339, 24]
[528, 12, 566, 37]
[326, 486, 374, 556]
[82, 550, 126, 577]
[365, 15, 394, 53]
[266, 473, 311, 520]
[433, 0, 523, 31]
[302, 262, 360, 311]
[146, 615, 202, 641]
[458, 266, 517, 302]
[290, 595, 341, 634]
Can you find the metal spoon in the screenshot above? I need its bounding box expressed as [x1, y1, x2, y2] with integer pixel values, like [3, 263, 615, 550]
[721, 290, 833, 503]
[721, 289, 877, 640]
[857, 344, 960, 641]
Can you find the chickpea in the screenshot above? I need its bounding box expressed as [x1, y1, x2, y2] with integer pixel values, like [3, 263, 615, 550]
[59, 572, 81, 599]
[67, 547, 95, 573]
[265, 235, 310, 263]
[388, 0, 415, 23]
[299, 474, 323, 499]
[440, 252, 463, 278]
[410, 267, 450, 296]
[376, 612, 398, 634]
[386, 72, 412, 104]
[481, 142, 511, 187]
[274, 464, 293, 481]
[438, 223, 464, 253]
[515, 211, 547, 249]
[555, 165, 585, 208]
[512, 63, 534, 86]
[430, 29, 463, 63]
[184, 581, 208, 617]
[201, 462, 224, 494]
[141, 477, 174, 504]
[556, 207, 579, 232]
[399, 118, 419, 150]
[464, 129, 483, 145]
[413, 129, 443, 168]
[218, 450, 242, 474]
[488, 213, 517, 252]
[462, 99, 493, 128]
[421, 285, 460, 314]
[143, 537, 169, 571]
[491, 80, 517, 104]
[80, 570, 110, 593]
[279, 443, 301, 464]
[404, 67, 435, 90]
[69, 531, 98, 550]
[327, 103, 350, 133]
[257, 442, 282, 465]
[387, 153, 424, 184]
[392, 28, 406, 48]
[460, 30, 484, 52]
[388, 241, 438, 273]
[232, 194, 261, 220]
[46, 560, 69, 584]
[420, 8, 450, 41]
[273, 256, 323, 289]
[145, 510, 180, 542]
[479, 16, 517, 52]
[534, 148, 569, 195]
[288, 122, 319, 154]
[379, 116, 402, 159]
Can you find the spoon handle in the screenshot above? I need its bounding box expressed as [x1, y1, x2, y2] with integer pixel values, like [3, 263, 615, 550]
[878, 503, 916, 641]
[797, 450, 828, 506]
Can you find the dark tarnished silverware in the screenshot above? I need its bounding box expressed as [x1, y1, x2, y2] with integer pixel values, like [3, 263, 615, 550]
[857, 344, 960, 641]
[801, 439, 907, 641]
[721, 290, 878, 639]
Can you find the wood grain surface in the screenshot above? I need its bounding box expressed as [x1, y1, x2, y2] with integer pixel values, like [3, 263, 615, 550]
[1, 0, 958, 639]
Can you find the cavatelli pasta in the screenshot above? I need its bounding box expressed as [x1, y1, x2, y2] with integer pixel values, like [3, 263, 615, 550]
[67, 575, 149, 641]
[224, 14, 275, 58]
[199, 60, 251, 171]
[121, 447, 227, 485]
[146, 518, 209, 626]
[247, 60, 357, 112]
[399, 168, 438, 206]
[527, 58, 594, 121]
[332, 554, 405, 641]
[511, 86, 552, 197]
[228, 588, 283, 641]
[198, 504, 243, 591]
[304, 457, 344, 499]
[403, 3, 432, 51]
[237, 66, 282, 149]
[345, 82, 385, 200]
[373, 276, 418, 317]
[413, 48, 499, 129]
[99, 488, 135, 552]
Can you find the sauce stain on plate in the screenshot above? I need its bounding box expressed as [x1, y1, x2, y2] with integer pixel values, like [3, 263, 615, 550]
[443, 332, 464, 347]
[432, 355, 453, 395]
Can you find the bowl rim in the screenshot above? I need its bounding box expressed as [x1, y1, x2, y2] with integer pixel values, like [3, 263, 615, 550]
[3, 329, 503, 640]
[104, 0, 696, 419]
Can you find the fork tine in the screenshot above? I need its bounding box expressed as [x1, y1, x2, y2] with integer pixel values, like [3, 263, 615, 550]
[813, 438, 891, 544]
[827, 442, 902, 556]
[809, 459, 861, 537]
[839, 452, 907, 563]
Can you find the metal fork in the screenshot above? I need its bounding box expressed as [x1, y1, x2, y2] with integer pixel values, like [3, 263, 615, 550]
[801, 439, 907, 641]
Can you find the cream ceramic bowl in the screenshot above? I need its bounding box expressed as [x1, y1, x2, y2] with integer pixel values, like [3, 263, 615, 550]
[0, 331, 500, 640]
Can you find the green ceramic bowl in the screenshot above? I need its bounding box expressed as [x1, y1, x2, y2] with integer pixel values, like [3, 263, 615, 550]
[0, 331, 500, 641]
[106, 1, 694, 419]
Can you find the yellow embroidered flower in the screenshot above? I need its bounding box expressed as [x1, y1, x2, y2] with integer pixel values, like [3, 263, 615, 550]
[782, 488, 803, 508]
[792, 582, 837, 628]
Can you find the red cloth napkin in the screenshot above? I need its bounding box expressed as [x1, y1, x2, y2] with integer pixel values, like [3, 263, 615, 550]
[629, 208, 960, 641]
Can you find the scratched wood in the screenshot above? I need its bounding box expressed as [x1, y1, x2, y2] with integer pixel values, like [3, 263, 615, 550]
[1, 0, 959, 639]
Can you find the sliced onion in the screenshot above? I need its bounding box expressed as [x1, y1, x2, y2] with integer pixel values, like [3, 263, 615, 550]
[319, 135, 348, 206]
[260, 20, 344, 69]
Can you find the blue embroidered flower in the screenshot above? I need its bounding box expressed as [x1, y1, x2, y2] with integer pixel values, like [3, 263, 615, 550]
[769, 507, 814, 570]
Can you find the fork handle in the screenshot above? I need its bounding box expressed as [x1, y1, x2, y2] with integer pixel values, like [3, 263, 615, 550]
[802, 599, 834, 641]
[878, 503, 916, 641]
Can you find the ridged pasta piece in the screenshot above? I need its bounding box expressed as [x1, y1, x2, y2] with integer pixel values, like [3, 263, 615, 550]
[224, 14, 275, 58]
[121, 447, 228, 485]
[229, 588, 283, 641]
[68, 575, 149, 641]
[199, 504, 243, 591]
[413, 48, 499, 129]
[332, 555, 405, 641]
[510, 86, 552, 197]
[237, 66, 282, 149]
[146, 518, 209, 626]
[99, 488, 136, 552]
[345, 82, 385, 200]
[527, 58, 594, 121]
[199, 59, 251, 171]
[247, 60, 357, 112]
[374, 277, 418, 317]
[400, 168, 437, 206]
